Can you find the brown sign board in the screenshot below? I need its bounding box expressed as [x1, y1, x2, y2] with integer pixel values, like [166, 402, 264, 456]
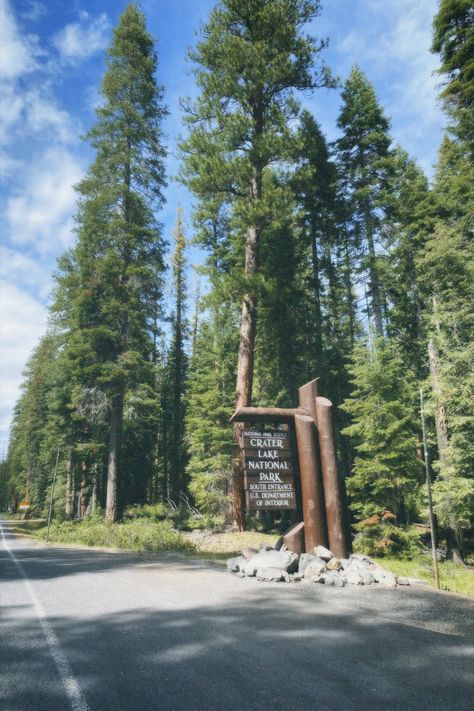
[242, 427, 296, 510]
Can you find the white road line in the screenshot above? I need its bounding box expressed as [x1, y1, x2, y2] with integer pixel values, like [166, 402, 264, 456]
[0, 521, 91, 711]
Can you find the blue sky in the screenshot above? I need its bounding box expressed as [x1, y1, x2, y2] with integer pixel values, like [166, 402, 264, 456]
[0, 0, 444, 450]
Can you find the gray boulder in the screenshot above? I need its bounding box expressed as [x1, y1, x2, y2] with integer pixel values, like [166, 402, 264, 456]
[243, 549, 298, 576]
[256, 568, 284, 582]
[323, 571, 345, 587]
[360, 571, 375, 585]
[298, 553, 317, 574]
[314, 545, 333, 561]
[378, 574, 397, 588]
[345, 569, 362, 585]
[397, 577, 411, 586]
[227, 555, 247, 573]
[303, 557, 326, 581]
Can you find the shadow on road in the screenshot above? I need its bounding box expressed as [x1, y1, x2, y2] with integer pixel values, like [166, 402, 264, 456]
[1, 521, 474, 710]
[2, 586, 474, 709]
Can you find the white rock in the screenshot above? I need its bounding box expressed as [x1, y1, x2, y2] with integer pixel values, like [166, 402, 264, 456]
[360, 571, 375, 585]
[378, 574, 397, 588]
[303, 558, 326, 580]
[324, 572, 345, 587]
[314, 545, 333, 561]
[245, 549, 298, 573]
[345, 569, 362, 585]
[397, 576, 411, 586]
[256, 567, 284, 582]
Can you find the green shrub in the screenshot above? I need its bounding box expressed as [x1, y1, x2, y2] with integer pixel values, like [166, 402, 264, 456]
[37, 518, 195, 553]
[353, 514, 423, 559]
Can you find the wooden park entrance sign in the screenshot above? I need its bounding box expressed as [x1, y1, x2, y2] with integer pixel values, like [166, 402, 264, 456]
[231, 378, 349, 558]
[243, 425, 296, 511]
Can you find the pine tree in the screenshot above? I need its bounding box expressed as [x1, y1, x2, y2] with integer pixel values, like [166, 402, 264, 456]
[416, 0, 474, 559]
[432, 0, 474, 153]
[341, 337, 421, 522]
[336, 66, 393, 337]
[53, 4, 167, 522]
[7, 334, 64, 515]
[384, 147, 431, 374]
[162, 208, 188, 502]
[181, 0, 334, 528]
[185, 302, 238, 518]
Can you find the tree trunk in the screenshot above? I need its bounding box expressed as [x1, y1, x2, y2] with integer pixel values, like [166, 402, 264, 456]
[366, 221, 384, 336]
[79, 461, 88, 518]
[232, 172, 261, 530]
[428, 337, 449, 461]
[311, 228, 323, 370]
[65, 449, 75, 519]
[105, 391, 124, 522]
[343, 235, 355, 346]
[427, 333, 465, 563]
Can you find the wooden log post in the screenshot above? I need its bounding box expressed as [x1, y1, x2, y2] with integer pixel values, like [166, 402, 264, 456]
[298, 378, 320, 422]
[294, 413, 328, 552]
[315, 396, 348, 558]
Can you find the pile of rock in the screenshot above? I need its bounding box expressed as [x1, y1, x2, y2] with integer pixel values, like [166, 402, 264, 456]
[227, 544, 409, 588]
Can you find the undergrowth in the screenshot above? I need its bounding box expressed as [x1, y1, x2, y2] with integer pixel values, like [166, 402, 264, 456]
[36, 517, 195, 553]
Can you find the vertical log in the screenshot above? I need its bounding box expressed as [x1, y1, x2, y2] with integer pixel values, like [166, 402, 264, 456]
[315, 396, 348, 558]
[105, 391, 124, 523]
[65, 449, 75, 519]
[294, 414, 328, 552]
[298, 378, 320, 422]
[79, 461, 87, 519]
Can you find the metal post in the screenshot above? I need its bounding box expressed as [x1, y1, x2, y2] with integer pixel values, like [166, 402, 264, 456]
[420, 388, 440, 589]
[315, 396, 348, 558]
[46, 448, 60, 543]
[295, 414, 328, 552]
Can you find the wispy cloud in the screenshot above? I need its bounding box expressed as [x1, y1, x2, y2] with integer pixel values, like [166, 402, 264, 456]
[0, 247, 53, 300]
[54, 11, 110, 63]
[0, 282, 47, 447]
[336, 0, 444, 172]
[5, 147, 83, 255]
[0, 0, 41, 79]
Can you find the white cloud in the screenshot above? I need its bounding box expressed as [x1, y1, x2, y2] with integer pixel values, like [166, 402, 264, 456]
[0, 281, 47, 449]
[0, 1, 78, 146]
[20, 1, 46, 23]
[0, 247, 52, 301]
[54, 12, 109, 63]
[336, 0, 444, 172]
[0, 0, 40, 79]
[0, 84, 76, 145]
[6, 148, 83, 255]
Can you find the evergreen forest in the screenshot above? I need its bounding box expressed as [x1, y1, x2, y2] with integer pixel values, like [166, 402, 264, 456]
[2, 0, 473, 563]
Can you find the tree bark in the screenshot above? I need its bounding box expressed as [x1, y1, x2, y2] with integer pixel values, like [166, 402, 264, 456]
[366, 221, 384, 337]
[311, 230, 323, 370]
[428, 337, 449, 461]
[315, 396, 349, 558]
[105, 391, 124, 523]
[65, 449, 75, 519]
[232, 172, 261, 530]
[343, 235, 355, 346]
[79, 461, 88, 519]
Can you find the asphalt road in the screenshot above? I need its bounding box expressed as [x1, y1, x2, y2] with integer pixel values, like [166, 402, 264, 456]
[1, 517, 473, 711]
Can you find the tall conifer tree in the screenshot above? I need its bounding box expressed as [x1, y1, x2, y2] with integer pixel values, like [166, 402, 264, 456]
[53, 4, 167, 522]
[181, 0, 333, 528]
[336, 66, 393, 337]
